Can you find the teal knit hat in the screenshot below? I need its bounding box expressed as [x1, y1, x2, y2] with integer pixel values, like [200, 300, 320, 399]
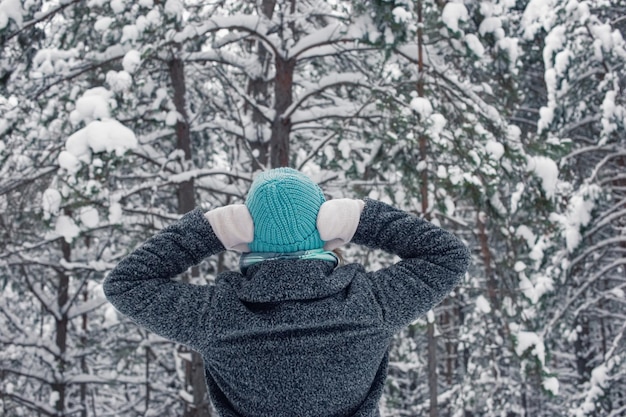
[245, 168, 326, 253]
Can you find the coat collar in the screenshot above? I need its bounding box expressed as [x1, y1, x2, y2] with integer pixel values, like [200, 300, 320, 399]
[230, 260, 356, 303]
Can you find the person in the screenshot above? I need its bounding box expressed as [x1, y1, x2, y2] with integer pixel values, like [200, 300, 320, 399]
[104, 167, 470, 417]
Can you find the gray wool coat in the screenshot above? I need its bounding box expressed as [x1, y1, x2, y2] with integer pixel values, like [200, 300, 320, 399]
[104, 199, 470, 417]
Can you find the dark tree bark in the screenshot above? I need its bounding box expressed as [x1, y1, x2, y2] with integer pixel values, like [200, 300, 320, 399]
[51, 238, 71, 415]
[245, 0, 277, 169]
[415, 1, 438, 415]
[477, 212, 499, 310]
[271, 57, 296, 168]
[169, 52, 212, 417]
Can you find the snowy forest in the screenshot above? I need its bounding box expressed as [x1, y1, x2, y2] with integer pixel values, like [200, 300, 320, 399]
[0, 0, 625, 416]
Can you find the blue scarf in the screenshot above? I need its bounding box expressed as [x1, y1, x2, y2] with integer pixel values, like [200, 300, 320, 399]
[240, 249, 339, 274]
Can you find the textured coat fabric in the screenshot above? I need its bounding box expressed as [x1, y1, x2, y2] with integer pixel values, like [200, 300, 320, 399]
[103, 199, 471, 417]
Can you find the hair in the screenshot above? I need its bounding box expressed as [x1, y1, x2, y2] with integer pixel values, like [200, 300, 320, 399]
[332, 248, 345, 265]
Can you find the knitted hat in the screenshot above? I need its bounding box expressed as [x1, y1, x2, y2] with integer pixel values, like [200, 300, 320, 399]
[245, 168, 326, 253]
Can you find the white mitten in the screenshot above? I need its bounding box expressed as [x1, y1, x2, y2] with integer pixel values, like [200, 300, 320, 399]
[316, 199, 365, 250]
[204, 204, 254, 252]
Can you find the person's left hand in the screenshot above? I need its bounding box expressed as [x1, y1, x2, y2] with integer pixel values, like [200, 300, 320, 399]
[317, 199, 364, 250]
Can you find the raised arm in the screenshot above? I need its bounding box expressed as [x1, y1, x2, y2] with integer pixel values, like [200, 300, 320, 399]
[103, 208, 227, 350]
[352, 199, 470, 331]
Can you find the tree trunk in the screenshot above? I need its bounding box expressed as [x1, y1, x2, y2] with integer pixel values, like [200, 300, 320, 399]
[416, 1, 438, 415]
[52, 238, 71, 416]
[145, 347, 151, 413]
[476, 212, 500, 310]
[427, 321, 438, 417]
[169, 56, 195, 212]
[80, 289, 88, 417]
[168, 52, 212, 417]
[441, 303, 456, 386]
[271, 56, 295, 168]
[245, 0, 277, 169]
[574, 314, 593, 384]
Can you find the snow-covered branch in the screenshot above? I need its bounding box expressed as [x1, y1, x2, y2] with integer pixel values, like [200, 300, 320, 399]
[1, 391, 58, 416]
[0, 367, 53, 385]
[3, 0, 82, 42]
[66, 297, 107, 320]
[296, 43, 379, 61]
[0, 303, 26, 334]
[569, 236, 626, 270]
[215, 67, 275, 123]
[187, 49, 265, 80]
[23, 273, 61, 321]
[297, 96, 377, 171]
[283, 73, 368, 119]
[288, 16, 376, 59]
[584, 208, 626, 238]
[292, 100, 378, 125]
[0, 166, 57, 197]
[588, 151, 626, 182]
[0, 335, 61, 359]
[543, 258, 626, 338]
[33, 54, 124, 99]
[573, 320, 626, 417]
[173, 15, 279, 58]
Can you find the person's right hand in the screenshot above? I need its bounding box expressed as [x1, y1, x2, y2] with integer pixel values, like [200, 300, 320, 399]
[205, 205, 254, 252]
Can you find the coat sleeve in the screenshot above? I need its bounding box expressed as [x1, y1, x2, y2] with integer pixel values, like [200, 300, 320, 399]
[103, 208, 225, 350]
[352, 199, 470, 331]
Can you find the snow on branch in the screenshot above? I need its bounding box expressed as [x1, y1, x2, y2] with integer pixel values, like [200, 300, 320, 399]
[0, 335, 61, 359]
[186, 49, 264, 80]
[0, 300, 27, 335]
[117, 169, 249, 202]
[66, 297, 108, 320]
[572, 320, 626, 416]
[430, 62, 504, 124]
[58, 259, 116, 272]
[3, 0, 81, 41]
[297, 96, 377, 171]
[168, 168, 250, 195]
[543, 258, 626, 338]
[116, 207, 180, 223]
[288, 16, 378, 59]
[0, 367, 54, 385]
[296, 42, 375, 61]
[0, 166, 57, 197]
[588, 150, 626, 183]
[33, 53, 125, 99]
[65, 373, 110, 385]
[394, 44, 421, 63]
[193, 119, 246, 141]
[23, 275, 61, 321]
[283, 72, 368, 119]
[173, 15, 278, 57]
[1, 391, 58, 416]
[607, 406, 626, 417]
[292, 100, 378, 126]
[569, 236, 626, 270]
[581, 208, 626, 240]
[289, 22, 344, 58]
[215, 67, 275, 123]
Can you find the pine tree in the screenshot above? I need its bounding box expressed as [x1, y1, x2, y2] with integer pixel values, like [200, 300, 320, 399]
[3, 0, 624, 416]
[525, 1, 626, 415]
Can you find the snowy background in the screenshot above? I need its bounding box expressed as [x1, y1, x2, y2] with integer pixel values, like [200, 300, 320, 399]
[1, 0, 625, 416]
